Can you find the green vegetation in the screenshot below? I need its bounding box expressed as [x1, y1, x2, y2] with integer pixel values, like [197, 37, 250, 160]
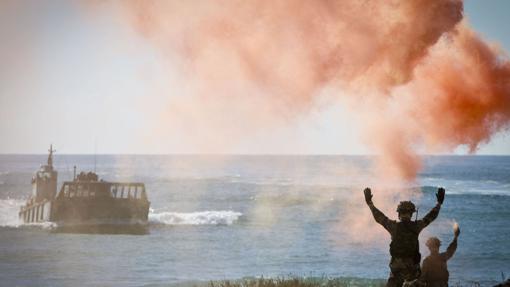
[171, 276, 492, 287]
[206, 277, 385, 287]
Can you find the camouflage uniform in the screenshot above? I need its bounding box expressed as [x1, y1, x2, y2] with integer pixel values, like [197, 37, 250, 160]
[367, 202, 441, 287]
[420, 237, 458, 287]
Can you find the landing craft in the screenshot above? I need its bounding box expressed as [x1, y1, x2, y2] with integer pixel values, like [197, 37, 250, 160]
[18, 146, 151, 234]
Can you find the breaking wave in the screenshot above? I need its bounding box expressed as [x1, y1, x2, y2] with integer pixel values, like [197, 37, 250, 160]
[0, 199, 242, 228]
[0, 199, 57, 229]
[149, 210, 242, 226]
[0, 198, 24, 227]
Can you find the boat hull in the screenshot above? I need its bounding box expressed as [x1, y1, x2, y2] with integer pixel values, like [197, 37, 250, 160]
[51, 197, 149, 223]
[52, 223, 149, 235]
[19, 197, 150, 234]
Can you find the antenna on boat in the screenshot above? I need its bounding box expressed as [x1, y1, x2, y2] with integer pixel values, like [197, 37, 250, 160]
[58, 144, 74, 180]
[48, 144, 56, 168]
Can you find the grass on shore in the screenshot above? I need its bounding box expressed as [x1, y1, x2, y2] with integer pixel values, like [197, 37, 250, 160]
[205, 277, 497, 287]
[207, 277, 385, 287]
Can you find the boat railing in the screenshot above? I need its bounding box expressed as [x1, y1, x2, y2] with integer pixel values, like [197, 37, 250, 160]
[58, 182, 148, 201]
[108, 183, 147, 200]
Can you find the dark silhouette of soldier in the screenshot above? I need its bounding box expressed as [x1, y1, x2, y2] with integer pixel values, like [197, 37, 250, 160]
[364, 187, 445, 287]
[420, 224, 460, 287]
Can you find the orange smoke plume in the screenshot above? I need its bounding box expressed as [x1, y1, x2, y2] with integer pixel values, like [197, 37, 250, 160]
[404, 24, 510, 153]
[104, 0, 509, 180]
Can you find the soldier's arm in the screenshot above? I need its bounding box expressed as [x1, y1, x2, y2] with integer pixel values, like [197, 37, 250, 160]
[364, 188, 395, 233]
[417, 203, 441, 231]
[367, 202, 395, 233]
[442, 224, 460, 260]
[442, 236, 458, 260]
[418, 187, 445, 231]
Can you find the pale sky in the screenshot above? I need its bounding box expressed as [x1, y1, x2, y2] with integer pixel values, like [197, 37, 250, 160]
[0, 1, 509, 155]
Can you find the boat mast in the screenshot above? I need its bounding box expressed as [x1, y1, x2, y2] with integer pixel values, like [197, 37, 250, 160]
[48, 144, 56, 168]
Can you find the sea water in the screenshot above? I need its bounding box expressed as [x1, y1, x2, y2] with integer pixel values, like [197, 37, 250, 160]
[0, 155, 509, 287]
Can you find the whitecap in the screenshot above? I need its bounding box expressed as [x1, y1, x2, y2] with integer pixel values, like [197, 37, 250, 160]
[22, 221, 58, 230]
[149, 210, 242, 226]
[0, 198, 25, 227]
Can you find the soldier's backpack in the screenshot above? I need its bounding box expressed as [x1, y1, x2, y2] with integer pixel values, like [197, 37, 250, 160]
[390, 221, 421, 264]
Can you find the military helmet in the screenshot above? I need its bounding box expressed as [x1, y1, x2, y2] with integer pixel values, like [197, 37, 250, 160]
[396, 201, 416, 213]
[426, 237, 441, 247]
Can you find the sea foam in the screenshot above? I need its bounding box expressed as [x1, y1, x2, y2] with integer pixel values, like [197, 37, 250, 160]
[0, 199, 57, 229]
[0, 199, 242, 228]
[149, 210, 242, 226]
[0, 198, 24, 227]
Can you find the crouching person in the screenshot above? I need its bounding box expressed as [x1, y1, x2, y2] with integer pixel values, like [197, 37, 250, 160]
[421, 224, 460, 287]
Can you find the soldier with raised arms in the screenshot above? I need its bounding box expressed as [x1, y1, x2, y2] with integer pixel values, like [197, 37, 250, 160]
[364, 187, 445, 287]
[420, 223, 460, 287]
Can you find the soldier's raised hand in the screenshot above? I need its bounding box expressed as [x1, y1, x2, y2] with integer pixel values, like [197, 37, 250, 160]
[454, 223, 460, 238]
[364, 187, 373, 204]
[436, 187, 445, 205]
